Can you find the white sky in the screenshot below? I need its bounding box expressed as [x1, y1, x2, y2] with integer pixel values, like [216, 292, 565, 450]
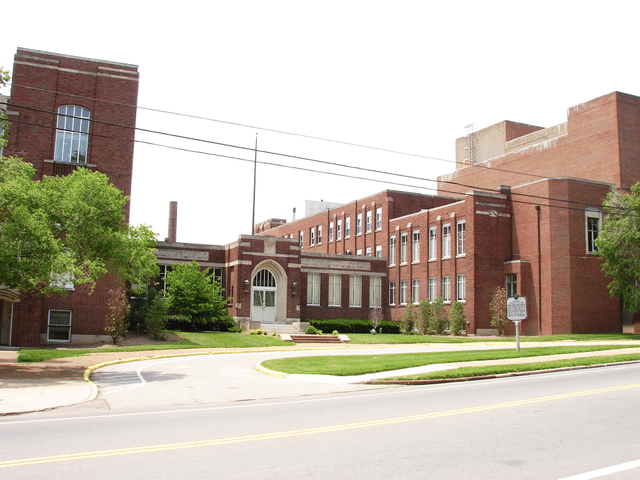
[2, 1, 639, 245]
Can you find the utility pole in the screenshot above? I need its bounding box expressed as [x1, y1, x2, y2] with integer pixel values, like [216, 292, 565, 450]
[251, 133, 258, 235]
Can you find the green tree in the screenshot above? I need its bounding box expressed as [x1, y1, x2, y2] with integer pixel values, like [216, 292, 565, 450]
[0, 156, 158, 294]
[428, 297, 448, 334]
[490, 287, 509, 336]
[165, 261, 229, 329]
[400, 300, 417, 334]
[105, 287, 130, 344]
[595, 183, 640, 312]
[449, 301, 467, 335]
[415, 300, 431, 335]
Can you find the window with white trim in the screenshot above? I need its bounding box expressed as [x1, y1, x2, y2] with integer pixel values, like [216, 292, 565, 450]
[400, 233, 408, 263]
[54, 105, 90, 164]
[365, 210, 372, 233]
[442, 224, 451, 258]
[585, 210, 601, 254]
[457, 221, 466, 256]
[337, 219, 342, 240]
[412, 230, 420, 263]
[356, 249, 363, 256]
[349, 275, 362, 307]
[328, 274, 342, 306]
[389, 235, 396, 265]
[429, 226, 437, 260]
[317, 225, 322, 244]
[365, 247, 372, 257]
[389, 281, 396, 305]
[48, 309, 72, 342]
[357, 213, 363, 235]
[506, 273, 518, 298]
[299, 232, 304, 249]
[307, 273, 321, 306]
[309, 227, 315, 246]
[457, 274, 466, 301]
[442, 276, 451, 302]
[375, 245, 382, 257]
[375, 207, 382, 230]
[412, 279, 420, 304]
[329, 221, 334, 242]
[428, 277, 437, 302]
[400, 280, 408, 305]
[370, 276, 382, 308]
[345, 217, 351, 238]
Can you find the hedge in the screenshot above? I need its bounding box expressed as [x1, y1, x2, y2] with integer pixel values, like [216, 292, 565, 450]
[308, 318, 401, 334]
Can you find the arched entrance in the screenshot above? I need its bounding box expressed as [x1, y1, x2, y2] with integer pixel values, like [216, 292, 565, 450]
[251, 269, 277, 322]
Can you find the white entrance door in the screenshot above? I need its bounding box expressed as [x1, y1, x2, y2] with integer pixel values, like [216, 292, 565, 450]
[252, 269, 277, 323]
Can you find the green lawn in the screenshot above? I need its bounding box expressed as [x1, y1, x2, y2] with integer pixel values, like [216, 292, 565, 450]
[346, 332, 639, 344]
[260, 345, 640, 376]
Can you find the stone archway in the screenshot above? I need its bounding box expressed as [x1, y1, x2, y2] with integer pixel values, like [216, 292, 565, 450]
[250, 260, 288, 323]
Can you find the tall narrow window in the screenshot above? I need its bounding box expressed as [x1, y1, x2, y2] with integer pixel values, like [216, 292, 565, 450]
[442, 224, 451, 258]
[365, 247, 372, 257]
[307, 273, 321, 306]
[585, 210, 601, 254]
[337, 219, 342, 240]
[389, 235, 397, 265]
[329, 221, 334, 242]
[442, 276, 451, 302]
[457, 221, 466, 256]
[400, 233, 408, 263]
[375, 207, 382, 230]
[389, 281, 396, 305]
[428, 277, 437, 302]
[506, 273, 518, 298]
[375, 245, 382, 257]
[412, 230, 420, 263]
[349, 275, 362, 307]
[54, 106, 90, 164]
[328, 274, 342, 306]
[345, 217, 351, 238]
[365, 210, 372, 233]
[357, 213, 363, 235]
[400, 280, 408, 305]
[412, 279, 420, 303]
[429, 227, 437, 260]
[457, 274, 466, 301]
[48, 309, 72, 342]
[317, 225, 322, 244]
[309, 227, 315, 246]
[370, 276, 382, 308]
[299, 232, 304, 249]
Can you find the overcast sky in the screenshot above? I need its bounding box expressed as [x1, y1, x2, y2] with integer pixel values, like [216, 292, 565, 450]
[2, 1, 639, 245]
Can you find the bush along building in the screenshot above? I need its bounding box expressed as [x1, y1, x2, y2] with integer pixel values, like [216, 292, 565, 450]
[0, 48, 139, 347]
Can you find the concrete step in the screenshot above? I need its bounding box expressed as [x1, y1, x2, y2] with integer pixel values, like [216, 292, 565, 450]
[289, 334, 343, 344]
[260, 323, 301, 334]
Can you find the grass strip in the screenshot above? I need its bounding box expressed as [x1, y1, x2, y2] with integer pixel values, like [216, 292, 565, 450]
[261, 345, 639, 376]
[346, 332, 639, 344]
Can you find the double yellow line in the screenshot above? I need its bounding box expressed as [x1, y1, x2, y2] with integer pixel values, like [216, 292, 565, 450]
[3, 382, 639, 469]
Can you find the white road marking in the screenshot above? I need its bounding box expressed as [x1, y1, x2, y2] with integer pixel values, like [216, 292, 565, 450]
[558, 459, 640, 479]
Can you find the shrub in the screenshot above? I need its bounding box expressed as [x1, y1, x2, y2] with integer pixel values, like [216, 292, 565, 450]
[332, 330, 339, 335]
[400, 301, 417, 334]
[490, 287, 509, 336]
[308, 318, 401, 334]
[105, 288, 130, 344]
[415, 300, 431, 335]
[428, 297, 448, 334]
[146, 294, 168, 341]
[370, 307, 383, 333]
[449, 301, 467, 335]
[249, 329, 268, 335]
[305, 325, 319, 334]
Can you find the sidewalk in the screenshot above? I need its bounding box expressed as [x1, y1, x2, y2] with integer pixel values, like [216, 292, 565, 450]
[1, 344, 639, 416]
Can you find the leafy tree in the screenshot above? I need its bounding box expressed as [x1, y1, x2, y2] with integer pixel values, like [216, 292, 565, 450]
[415, 300, 431, 335]
[490, 287, 509, 336]
[165, 261, 229, 329]
[0, 66, 9, 151]
[595, 183, 640, 312]
[428, 297, 448, 334]
[449, 301, 467, 335]
[0, 156, 158, 294]
[369, 307, 383, 334]
[400, 300, 417, 334]
[105, 287, 130, 344]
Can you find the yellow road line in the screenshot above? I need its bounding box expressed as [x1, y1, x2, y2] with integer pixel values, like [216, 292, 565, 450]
[3, 382, 639, 469]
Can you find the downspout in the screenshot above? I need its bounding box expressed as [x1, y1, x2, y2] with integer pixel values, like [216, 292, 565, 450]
[536, 205, 542, 334]
[9, 301, 14, 348]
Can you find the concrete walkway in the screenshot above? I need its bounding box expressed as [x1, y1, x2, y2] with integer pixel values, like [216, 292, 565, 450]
[1, 343, 639, 416]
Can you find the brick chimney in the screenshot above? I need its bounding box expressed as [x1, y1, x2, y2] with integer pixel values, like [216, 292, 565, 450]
[168, 201, 178, 243]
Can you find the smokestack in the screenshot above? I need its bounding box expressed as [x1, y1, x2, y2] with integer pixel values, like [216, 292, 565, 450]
[168, 201, 178, 243]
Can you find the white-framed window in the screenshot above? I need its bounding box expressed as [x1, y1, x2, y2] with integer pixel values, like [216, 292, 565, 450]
[345, 217, 351, 238]
[329, 221, 334, 242]
[412, 230, 420, 263]
[54, 105, 90, 164]
[442, 276, 451, 302]
[370, 276, 382, 308]
[506, 273, 518, 298]
[328, 274, 342, 306]
[375, 207, 382, 230]
[51, 272, 75, 290]
[400, 233, 408, 263]
[309, 227, 315, 246]
[389, 281, 396, 305]
[356, 249, 363, 256]
[585, 210, 601, 254]
[429, 226, 437, 260]
[389, 235, 396, 265]
[457, 274, 466, 301]
[365, 210, 372, 233]
[209, 267, 223, 287]
[307, 273, 321, 306]
[375, 245, 382, 257]
[48, 309, 72, 343]
[337, 219, 342, 241]
[357, 213, 363, 235]
[428, 277, 437, 302]
[365, 247, 372, 257]
[349, 275, 362, 307]
[457, 221, 466, 256]
[158, 264, 172, 296]
[299, 231, 304, 249]
[442, 224, 451, 258]
[400, 280, 408, 305]
[412, 279, 420, 304]
[317, 225, 322, 244]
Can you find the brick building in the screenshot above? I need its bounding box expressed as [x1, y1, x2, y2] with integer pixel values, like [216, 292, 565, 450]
[0, 49, 139, 346]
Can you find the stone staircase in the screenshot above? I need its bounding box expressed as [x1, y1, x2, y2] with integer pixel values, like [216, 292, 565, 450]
[260, 323, 348, 344]
[260, 323, 301, 336]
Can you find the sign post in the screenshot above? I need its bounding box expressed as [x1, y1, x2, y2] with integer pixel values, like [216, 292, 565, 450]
[507, 294, 527, 352]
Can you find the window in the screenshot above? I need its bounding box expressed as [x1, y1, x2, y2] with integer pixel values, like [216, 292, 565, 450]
[400, 280, 408, 305]
[307, 273, 321, 306]
[429, 227, 437, 260]
[356, 249, 363, 256]
[400, 233, 408, 263]
[337, 219, 342, 240]
[345, 217, 351, 238]
[309, 227, 315, 246]
[375, 207, 382, 230]
[357, 213, 363, 235]
[299, 232, 304, 249]
[442, 224, 451, 258]
[365, 210, 372, 233]
[317, 225, 322, 244]
[158, 264, 172, 296]
[412, 279, 420, 303]
[442, 276, 451, 302]
[349, 275, 362, 307]
[457, 221, 466, 256]
[370, 277, 382, 308]
[506, 273, 518, 298]
[375, 245, 382, 257]
[457, 274, 466, 301]
[389, 235, 396, 265]
[365, 247, 372, 257]
[54, 105, 90, 164]
[211, 268, 223, 286]
[51, 272, 74, 290]
[389, 281, 396, 305]
[48, 309, 72, 342]
[585, 210, 601, 254]
[329, 221, 334, 242]
[328, 274, 341, 306]
[412, 230, 420, 263]
[428, 277, 437, 302]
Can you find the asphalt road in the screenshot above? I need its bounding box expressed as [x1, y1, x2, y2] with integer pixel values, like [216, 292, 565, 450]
[1, 356, 639, 479]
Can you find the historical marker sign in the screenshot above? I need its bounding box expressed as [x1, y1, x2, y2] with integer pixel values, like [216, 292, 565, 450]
[507, 296, 527, 321]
